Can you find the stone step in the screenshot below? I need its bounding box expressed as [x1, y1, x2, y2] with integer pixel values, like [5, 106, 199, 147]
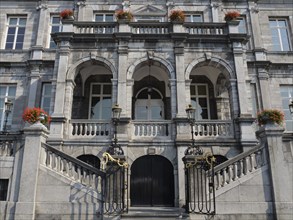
[121, 207, 189, 220]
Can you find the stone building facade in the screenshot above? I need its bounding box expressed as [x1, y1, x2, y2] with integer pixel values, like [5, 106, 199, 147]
[0, 0, 292, 219]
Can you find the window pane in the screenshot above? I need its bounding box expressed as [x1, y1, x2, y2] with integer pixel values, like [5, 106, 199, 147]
[15, 43, 23, 49]
[5, 43, 13, 49]
[278, 20, 286, 27]
[91, 97, 101, 119]
[199, 98, 207, 107]
[16, 35, 24, 42]
[6, 35, 14, 43]
[9, 18, 17, 25]
[0, 179, 9, 201]
[105, 14, 113, 21]
[19, 18, 26, 25]
[7, 27, 16, 34]
[8, 87, 16, 96]
[95, 15, 104, 22]
[198, 85, 206, 95]
[92, 85, 101, 94]
[18, 27, 25, 34]
[0, 87, 6, 96]
[52, 17, 60, 24]
[269, 20, 277, 27]
[151, 106, 162, 119]
[103, 85, 111, 94]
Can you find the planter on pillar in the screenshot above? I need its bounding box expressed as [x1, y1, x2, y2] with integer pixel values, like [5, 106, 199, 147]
[227, 20, 240, 34]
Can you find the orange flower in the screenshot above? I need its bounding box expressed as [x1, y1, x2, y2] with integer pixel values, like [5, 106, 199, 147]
[256, 109, 284, 126]
[60, 9, 74, 19]
[115, 10, 133, 21]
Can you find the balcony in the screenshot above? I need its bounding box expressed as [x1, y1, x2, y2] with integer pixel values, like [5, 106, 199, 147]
[68, 119, 234, 141]
[54, 21, 234, 44]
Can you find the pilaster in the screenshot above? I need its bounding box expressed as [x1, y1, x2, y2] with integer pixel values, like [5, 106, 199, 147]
[26, 61, 42, 108]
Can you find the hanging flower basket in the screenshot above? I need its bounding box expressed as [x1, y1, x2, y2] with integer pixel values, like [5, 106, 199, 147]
[60, 9, 74, 20]
[22, 107, 51, 126]
[256, 109, 284, 126]
[115, 10, 133, 21]
[224, 11, 240, 22]
[169, 9, 185, 22]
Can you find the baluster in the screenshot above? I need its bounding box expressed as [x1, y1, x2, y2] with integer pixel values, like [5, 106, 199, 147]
[216, 171, 221, 189]
[77, 167, 82, 182]
[222, 169, 227, 186]
[56, 155, 61, 172]
[244, 156, 249, 175]
[239, 159, 244, 178]
[233, 162, 238, 180]
[249, 153, 256, 172]
[255, 150, 261, 168]
[227, 165, 233, 184]
[97, 176, 102, 193]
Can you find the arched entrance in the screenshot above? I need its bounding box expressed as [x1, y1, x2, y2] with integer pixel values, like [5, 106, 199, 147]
[130, 155, 174, 207]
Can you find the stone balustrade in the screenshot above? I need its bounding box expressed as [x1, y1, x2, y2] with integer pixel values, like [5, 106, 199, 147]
[74, 22, 117, 34]
[41, 143, 106, 192]
[132, 121, 171, 137]
[63, 21, 228, 36]
[184, 22, 227, 35]
[213, 144, 267, 191]
[131, 22, 171, 34]
[192, 120, 234, 138]
[69, 120, 111, 138]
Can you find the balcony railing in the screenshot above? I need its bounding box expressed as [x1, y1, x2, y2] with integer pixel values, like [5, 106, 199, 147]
[65, 21, 228, 37]
[192, 120, 234, 138]
[69, 120, 111, 138]
[132, 121, 171, 138]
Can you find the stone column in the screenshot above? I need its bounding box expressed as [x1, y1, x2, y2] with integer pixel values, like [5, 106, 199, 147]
[248, 2, 262, 48]
[26, 61, 41, 108]
[256, 62, 271, 109]
[14, 122, 49, 219]
[257, 125, 292, 220]
[211, 2, 220, 22]
[169, 79, 177, 118]
[117, 51, 128, 118]
[177, 146, 187, 208]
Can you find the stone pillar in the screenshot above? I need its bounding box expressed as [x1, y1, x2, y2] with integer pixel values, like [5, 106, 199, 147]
[14, 122, 49, 219]
[211, 2, 220, 22]
[257, 125, 292, 220]
[248, 2, 262, 48]
[177, 146, 187, 208]
[117, 49, 128, 118]
[256, 62, 271, 109]
[174, 46, 186, 118]
[169, 79, 177, 118]
[49, 40, 70, 140]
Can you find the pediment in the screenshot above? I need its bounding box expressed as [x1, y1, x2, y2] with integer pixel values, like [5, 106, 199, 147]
[133, 5, 166, 15]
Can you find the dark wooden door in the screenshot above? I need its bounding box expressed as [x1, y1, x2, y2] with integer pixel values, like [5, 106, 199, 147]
[130, 155, 174, 207]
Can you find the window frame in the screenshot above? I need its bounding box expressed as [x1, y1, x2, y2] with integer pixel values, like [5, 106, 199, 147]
[280, 85, 293, 132]
[48, 15, 62, 48]
[269, 18, 291, 51]
[0, 84, 16, 131]
[40, 83, 53, 115]
[89, 83, 112, 120]
[190, 83, 210, 120]
[185, 13, 203, 22]
[5, 16, 27, 50]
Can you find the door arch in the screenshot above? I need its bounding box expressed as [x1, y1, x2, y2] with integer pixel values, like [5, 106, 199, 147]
[130, 155, 174, 207]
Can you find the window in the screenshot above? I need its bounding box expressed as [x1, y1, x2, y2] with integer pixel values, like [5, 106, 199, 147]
[5, 17, 26, 49]
[186, 14, 203, 22]
[135, 88, 164, 120]
[280, 86, 293, 131]
[238, 17, 247, 33]
[0, 85, 16, 131]
[49, 16, 62, 48]
[190, 84, 210, 120]
[41, 83, 52, 114]
[0, 179, 9, 201]
[95, 13, 114, 22]
[269, 18, 291, 51]
[89, 83, 112, 120]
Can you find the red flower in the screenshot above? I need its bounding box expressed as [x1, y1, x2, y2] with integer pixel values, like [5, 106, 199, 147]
[256, 109, 284, 126]
[169, 10, 185, 22]
[60, 9, 74, 19]
[22, 107, 51, 125]
[224, 11, 240, 21]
